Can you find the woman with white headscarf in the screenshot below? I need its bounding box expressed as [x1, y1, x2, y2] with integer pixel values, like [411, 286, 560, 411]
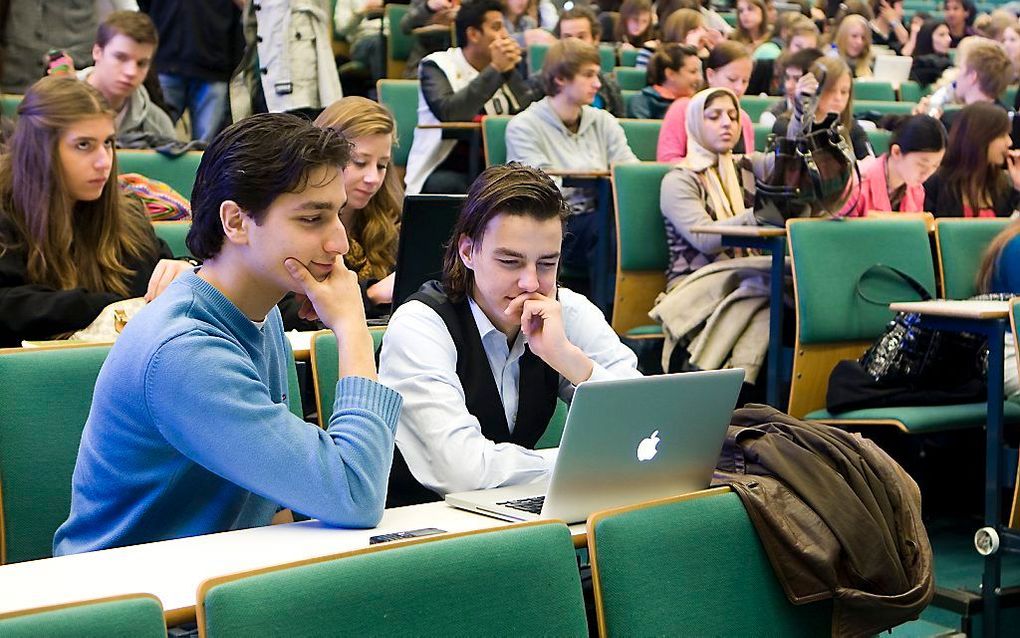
[659, 87, 760, 286]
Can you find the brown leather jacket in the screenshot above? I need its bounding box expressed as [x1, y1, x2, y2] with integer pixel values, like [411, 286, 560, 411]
[713, 405, 934, 638]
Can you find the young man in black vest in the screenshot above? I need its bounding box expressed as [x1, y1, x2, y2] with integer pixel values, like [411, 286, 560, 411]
[379, 162, 640, 506]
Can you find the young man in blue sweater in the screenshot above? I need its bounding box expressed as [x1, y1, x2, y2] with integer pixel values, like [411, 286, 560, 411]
[54, 113, 403, 556]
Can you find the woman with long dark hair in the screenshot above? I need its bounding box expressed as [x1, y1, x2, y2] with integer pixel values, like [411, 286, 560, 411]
[0, 76, 186, 347]
[924, 102, 1020, 217]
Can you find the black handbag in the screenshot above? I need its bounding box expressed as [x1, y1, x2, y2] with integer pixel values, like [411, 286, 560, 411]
[826, 265, 992, 413]
[754, 69, 860, 226]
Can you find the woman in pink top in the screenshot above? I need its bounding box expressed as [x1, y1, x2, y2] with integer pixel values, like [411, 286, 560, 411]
[657, 41, 755, 161]
[850, 115, 947, 216]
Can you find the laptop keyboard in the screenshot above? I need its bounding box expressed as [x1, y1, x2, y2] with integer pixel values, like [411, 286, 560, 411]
[498, 496, 545, 514]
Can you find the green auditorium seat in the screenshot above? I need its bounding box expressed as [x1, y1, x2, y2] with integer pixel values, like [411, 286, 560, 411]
[934, 218, 1011, 299]
[309, 328, 386, 429]
[853, 79, 896, 102]
[618, 118, 661, 161]
[614, 66, 647, 91]
[0, 594, 167, 638]
[739, 95, 782, 122]
[385, 4, 412, 79]
[197, 522, 588, 637]
[481, 115, 511, 166]
[588, 488, 832, 637]
[117, 150, 202, 200]
[151, 220, 192, 259]
[376, 79, 418, 169]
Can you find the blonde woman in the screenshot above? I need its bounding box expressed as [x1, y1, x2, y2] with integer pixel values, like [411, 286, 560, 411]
[832, 14, 874, 77]
[315, 96, 403, 318]
[730, 0, 773, 54]
[0, 76, 187, 347]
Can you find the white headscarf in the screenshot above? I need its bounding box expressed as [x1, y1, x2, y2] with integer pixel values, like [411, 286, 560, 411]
[682, 87, 747, 220]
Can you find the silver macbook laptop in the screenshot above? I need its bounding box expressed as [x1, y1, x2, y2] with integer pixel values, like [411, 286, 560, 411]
[445, 369, 744, 524]
[872, 55, 913, 85]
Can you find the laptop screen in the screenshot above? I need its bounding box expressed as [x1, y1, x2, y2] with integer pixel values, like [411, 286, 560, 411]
[391, 194, 466, 310]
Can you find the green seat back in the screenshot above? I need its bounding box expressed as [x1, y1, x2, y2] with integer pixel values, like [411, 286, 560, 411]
[0, 346, 111, 563]
[591, 491, 832, 636]
[528, 43, 550, 76]
[200, 522, 588, 637]
[619, 119, 660, 161]
[622, 89, 640, 117]
[854, 79, 896, 102]
[1, 94, 23, 119]
[598, 43, 616, 73]
[723, 12, 738, 27]
[482, 115, 511, 166]
[854, 100, 915, 117]
[788, 218, 936, 345]
[1003, 85, 1018, 108]
[619, 47, 640, 67]
[0, 595, 167, 638]
[936, 218, 1011, 299]
[614, 66, 646, 91]
[284, 342, 303, 420]
[536, 399, 569, 449]
[867, 128, 892, 155]
[754, 122, 772, 151]
[310, 329, 385, 428]
[385, 4, 412, 76]
[117, 150, 202, 200]
[151, 221, 192, 259]
[377, 79, 418, 168]
[739, 95, 782, 122]
[613, 163, 672, 272]
[899, 80, 927, 102]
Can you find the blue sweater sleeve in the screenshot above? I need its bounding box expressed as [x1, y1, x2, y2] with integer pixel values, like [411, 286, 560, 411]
[144, 331, 402, 528]
[993, 236, 1020, 294]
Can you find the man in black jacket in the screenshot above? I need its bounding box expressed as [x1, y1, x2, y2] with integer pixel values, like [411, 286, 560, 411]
[140, 0, 244, 142]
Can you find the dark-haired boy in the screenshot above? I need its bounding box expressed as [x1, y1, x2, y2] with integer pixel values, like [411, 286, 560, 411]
[54, 114, 402, 556]
[379, 163, 639, 507]
[404, 0, 533, 194]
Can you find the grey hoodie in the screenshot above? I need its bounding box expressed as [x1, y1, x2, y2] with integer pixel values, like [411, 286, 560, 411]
[77, 68, 177, 143]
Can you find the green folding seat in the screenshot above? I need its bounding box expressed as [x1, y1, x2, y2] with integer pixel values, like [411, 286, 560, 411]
[1, 93, 23, 119]
[619, 47, 640, 67]
[610, 162, 671, 339]
[588, 489, 832, 636]
[621, 89, 641, 118]
[384, 3, 411, 79]
[376, 79, 419, 168]
[786, 218, 1020, 431]
[898, 80, 927, 103]
[934, 218, 1012, 299]
[867, 128, 892, 155]
[754, 122, 773, 151]
[481, 115, 511, 166]
[618, 118, 661, 161]
[614, 66, 646, 91]
[117, 150, 203, 199]
[151, 220, 192, 259]
[198, 522, 588, 637]
[854, 100, 915, 117]
[309, 328, 387, 429]
[854, 79, 896, 102]
[739, 95, 782, 122]
[0, 594, 167, 638]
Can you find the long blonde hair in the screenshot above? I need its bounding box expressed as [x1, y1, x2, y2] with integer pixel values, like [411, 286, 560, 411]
[832, 14, 873, 77]
[0, 76, 155, 296]
[315, 97, 402, 282]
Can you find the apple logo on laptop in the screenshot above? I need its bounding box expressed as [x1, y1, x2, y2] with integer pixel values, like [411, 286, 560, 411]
[636, 430, 660, 462]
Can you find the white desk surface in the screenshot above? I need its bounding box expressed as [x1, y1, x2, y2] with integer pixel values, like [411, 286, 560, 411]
[889, 299, 1010, 320]
[0, 501, 585, 623]
[689, 224, 786, 238]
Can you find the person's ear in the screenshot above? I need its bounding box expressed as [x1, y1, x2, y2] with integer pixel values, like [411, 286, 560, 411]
[705, 67, 716, 85]
[220, 200, 248, 246]
[458, 234, 475, 270]
[889, 144, 903, 161]
[466, 25, 481, 45]
[92, 43, 104, 63]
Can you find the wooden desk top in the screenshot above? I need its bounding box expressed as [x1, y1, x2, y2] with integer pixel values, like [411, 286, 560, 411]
[543, 169, 611, 178]
[889, 299, 1010, 320]
[0, 501, 585, 624]
[416, 121, 482, 130]
[286, 330, 314, 361]
[689, 224, 786, 238]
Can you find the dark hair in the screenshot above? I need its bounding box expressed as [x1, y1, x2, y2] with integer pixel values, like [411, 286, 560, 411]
[945, 0, 976, 26]
[704, 40, 750, 71]
[615, 0, 655, 46]
[187, 113, 352, 260]
[456, 0, 505, 49]
[913, 19, 948, 56]
[888, 114, 947, 153]
[779, 47, 824, 76]
[647, 43, 699, 85]
[442, 163, 569, 302]
[939, 102, 1011, 214]
[97, 10, 158, 47]
[555, 6, 602, 40]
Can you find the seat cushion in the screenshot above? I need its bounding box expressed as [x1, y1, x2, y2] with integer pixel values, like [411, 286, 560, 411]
[625, 324, 663, 337]
[806, 401, 1020, 434]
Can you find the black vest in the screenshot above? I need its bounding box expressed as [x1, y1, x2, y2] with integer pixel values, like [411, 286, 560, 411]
[386, 281, 561, 507]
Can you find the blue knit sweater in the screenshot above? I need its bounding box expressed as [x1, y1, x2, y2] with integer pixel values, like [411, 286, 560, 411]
[53, 272, 402, 556]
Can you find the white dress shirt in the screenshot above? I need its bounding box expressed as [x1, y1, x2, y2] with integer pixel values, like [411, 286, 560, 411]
[378, 287, 641, 496]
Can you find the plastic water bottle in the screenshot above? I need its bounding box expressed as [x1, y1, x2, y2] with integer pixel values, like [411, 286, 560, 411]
[826, 43, 840, 58]
[928, 81, 956, 117]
